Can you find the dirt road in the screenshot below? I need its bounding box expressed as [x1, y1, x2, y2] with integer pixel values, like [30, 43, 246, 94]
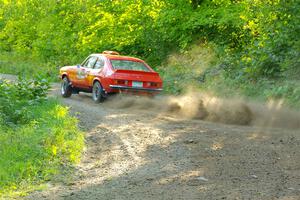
[22, 82, 300, 200]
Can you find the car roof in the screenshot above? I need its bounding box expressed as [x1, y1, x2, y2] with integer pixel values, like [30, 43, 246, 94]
[90, 53, 144, 62]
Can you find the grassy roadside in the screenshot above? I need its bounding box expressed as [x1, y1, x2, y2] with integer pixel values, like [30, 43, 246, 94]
[0, 78, 84, 198]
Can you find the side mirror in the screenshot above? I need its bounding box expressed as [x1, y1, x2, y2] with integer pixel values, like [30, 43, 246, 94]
[76, 64, 81, 68]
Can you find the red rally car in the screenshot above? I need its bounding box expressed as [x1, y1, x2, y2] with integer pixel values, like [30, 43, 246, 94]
[59, 51, 163, 103]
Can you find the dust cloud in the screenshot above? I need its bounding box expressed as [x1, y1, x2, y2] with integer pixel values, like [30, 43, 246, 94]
[105, 91, 300, 130]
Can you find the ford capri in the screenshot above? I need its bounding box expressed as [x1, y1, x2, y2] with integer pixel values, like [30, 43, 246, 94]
[59, 51, 163, 103]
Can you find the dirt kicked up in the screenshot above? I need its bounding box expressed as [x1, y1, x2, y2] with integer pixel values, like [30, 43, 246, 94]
[106, 91, 300, 130]
[24, 84, 300, 200]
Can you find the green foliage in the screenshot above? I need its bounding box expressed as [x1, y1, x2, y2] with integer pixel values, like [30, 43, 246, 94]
[1, 0, 298, 78]
[0, 0, 299, 106]
[224, 0, 300, 79]
[0, 78, 84, 197]
[0, 0, 298, 74]
[0, 77, 49, 126]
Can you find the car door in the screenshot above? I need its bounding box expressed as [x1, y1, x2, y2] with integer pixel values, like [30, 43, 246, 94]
[76, 56, 97, 88]
[83, 56, 106, 87]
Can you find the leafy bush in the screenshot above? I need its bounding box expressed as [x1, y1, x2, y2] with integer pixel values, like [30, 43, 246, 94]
[0, 77, 49, 126]
[0, 78, 84, 197]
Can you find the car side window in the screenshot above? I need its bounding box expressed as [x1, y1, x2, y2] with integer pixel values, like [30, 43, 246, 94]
[94, 57, 105, 69]
[82, 57, 90, 67]
[83, 56, 97, 68]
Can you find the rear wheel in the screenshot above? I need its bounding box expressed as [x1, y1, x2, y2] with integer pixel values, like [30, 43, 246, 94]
[92, 81, 105, 103]
[61, 77, 72, 98]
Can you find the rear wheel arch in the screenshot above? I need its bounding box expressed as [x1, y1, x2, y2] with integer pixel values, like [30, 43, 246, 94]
[93, 78, 103, 88]
[62, 74, 68, 80]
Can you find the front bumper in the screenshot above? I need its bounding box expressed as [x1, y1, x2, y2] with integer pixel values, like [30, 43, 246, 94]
[109, 85, 163, 92]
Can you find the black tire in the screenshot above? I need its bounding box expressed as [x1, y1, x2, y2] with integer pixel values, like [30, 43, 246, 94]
[61, 77, 72, 98]
[92, 81, 105, 103]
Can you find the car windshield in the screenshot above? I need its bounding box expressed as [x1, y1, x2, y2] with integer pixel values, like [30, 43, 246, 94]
[110, 60, 150, 72]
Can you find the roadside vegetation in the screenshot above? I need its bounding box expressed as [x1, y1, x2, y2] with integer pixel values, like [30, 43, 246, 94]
[0, 0, 298, 107]
[0, 78, 84, 197]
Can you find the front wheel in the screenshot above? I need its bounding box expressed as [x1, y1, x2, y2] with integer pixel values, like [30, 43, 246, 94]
[92, 81, 105, 103]
[61, 77, 72, 98]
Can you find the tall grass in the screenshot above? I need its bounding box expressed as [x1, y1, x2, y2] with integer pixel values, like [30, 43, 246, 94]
[0, 79, 84, 197]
